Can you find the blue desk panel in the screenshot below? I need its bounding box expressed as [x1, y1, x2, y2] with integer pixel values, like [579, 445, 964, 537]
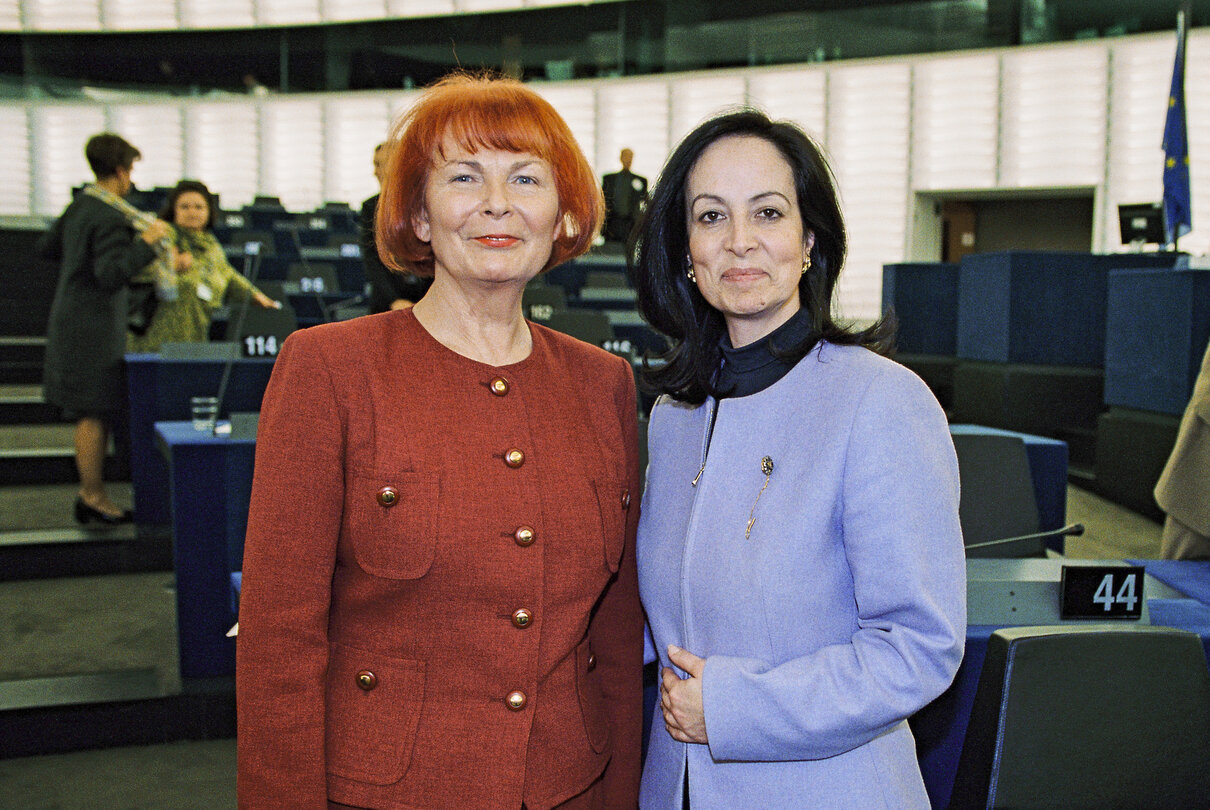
[956, 251, 1180, 367]
[883, 262, 960, 356]
[156, 421, 256, 679]
[1127, 560, 1210, 605]
[1104, 269, 1210, 414]
[127, 354, 274, 525]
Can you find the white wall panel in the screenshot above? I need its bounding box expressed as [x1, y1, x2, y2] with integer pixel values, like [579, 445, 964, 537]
[257, 0, 321, 25]
[25, 0, 101, 30]
[0, 2, 20, 30]
[745, 68, 827, 141]
[182, 103, 260, 210]
[1105, 37, 1169, 250]
[386, 90, 422, 122]
[911, 53, 999, 191]
[30, 105, 107, 215]
[530, 83, 598, 177]
[179, 0, 254, 28]
[596, 79, 668, 185]
[0, 106, 31, 215]
[386, 0, 455, 15]
[102, 0, 176, 30]
[323, 95, 392, 207]
[1183, 32, 1210, 256]
[668, 75, 746, 150]
[827, 62, 912, 322]
[260, 98, 324, 211]
[4, 0, 629, 29]
[322, 0, 387, 22]
[456, 0, 517, 10]
[108, 103, 184, 195]
[1000, 43, 1107, 188]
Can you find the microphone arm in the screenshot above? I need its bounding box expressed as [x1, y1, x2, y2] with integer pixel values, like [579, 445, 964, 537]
[211, 249, 263, 436]
[322, 291, 367, 319]
[288, 224, 331, 322]
[964, 523, 1085, 552]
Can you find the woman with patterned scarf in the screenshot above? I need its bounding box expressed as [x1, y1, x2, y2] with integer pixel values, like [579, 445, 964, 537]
[127, 179, 278, 353]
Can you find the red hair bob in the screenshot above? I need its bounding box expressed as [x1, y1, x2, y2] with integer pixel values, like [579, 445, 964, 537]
[376, 72, 605, 276]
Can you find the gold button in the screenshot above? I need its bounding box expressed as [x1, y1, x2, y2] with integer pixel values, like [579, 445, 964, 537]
[587, 653, 597, 672]
[490, 377, 510, 396]
[356, 670, 377, 691]
[511, 608, 533, 629]
[376, 486, 398, 507]
[505, 690, 527, 711]
[621, 490, 631, 510]
[504, 448, 525, 468]
[514, 526, 535, 547]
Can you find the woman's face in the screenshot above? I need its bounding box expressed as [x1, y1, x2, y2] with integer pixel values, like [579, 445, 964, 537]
[173, 191, 210, 231]
[685, 135, 814, 347]
[413, 139, 561, 288]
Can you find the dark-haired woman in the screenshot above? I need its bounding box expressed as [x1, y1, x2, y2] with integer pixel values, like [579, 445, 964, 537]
[126, 180, 277, 353]
[41, 132, 171, 525]
[632, 109, 965, 808]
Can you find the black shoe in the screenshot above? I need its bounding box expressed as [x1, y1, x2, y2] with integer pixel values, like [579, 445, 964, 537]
[74, 498, 133, 526]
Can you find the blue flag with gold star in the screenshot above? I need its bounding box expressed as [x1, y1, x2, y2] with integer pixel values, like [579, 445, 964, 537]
[1163, 8, 1191, 244]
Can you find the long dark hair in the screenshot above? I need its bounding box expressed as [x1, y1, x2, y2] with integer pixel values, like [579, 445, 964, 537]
[630, 109, 894, 404]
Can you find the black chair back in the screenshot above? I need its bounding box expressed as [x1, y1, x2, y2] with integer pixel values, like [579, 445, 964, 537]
[949, 625, 1210, 809]
[952, 432, 1042, 557]
[224, 300, 298, 358]
[286, 262, 339, 294]
[523, 283, 568, 321]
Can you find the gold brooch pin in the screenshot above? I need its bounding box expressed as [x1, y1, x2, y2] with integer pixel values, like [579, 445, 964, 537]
[745, 456, 774, 540]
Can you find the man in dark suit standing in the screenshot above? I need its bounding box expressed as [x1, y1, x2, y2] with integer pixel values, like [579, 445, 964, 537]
[360, 142, 431, 313]
[601, 148, 647, 245]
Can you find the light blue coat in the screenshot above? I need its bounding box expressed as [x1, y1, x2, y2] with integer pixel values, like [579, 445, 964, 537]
[637, 342, 966, 809]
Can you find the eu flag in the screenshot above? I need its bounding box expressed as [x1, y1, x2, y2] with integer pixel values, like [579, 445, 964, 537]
[1162, 8, 1192, 245]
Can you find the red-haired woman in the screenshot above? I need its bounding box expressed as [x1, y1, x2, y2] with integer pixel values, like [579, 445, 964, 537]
[236, 73, 643, 809]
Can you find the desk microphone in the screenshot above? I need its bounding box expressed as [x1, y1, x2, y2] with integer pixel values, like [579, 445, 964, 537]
[211, 249, 263, 436]
[964, 523, 1086, 552]
[288, 223, 332, 322]
[323, 292, 367, 320]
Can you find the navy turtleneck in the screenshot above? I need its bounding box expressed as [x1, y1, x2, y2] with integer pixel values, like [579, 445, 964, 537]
[714, 305, 815, 399]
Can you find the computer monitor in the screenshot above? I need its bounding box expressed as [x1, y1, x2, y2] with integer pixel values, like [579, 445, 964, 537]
[1118, 203, 1165, 247]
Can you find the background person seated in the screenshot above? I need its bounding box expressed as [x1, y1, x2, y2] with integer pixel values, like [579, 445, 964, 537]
[127, 179, 278, 353]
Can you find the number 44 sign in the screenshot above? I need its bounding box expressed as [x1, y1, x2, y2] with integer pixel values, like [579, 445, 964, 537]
[1060, 565, 1145, 620]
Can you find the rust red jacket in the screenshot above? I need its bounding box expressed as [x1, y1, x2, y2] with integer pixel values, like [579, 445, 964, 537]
[237, 310, 643, 809]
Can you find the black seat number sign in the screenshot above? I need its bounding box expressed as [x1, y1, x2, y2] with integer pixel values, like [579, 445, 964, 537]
[1060, 565, 1144, 620]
